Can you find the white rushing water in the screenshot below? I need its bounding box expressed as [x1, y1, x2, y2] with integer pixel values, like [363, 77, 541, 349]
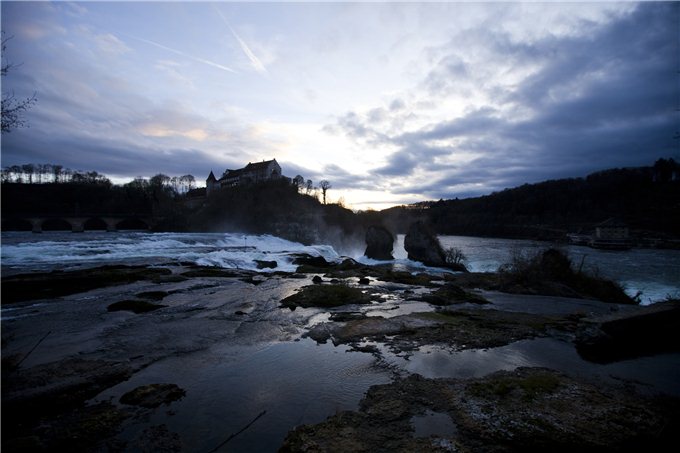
[2, 231, 679, 303]
[0, 231, 341, 274]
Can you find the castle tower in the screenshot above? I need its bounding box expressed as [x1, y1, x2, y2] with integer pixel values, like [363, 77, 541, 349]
[206, 171, 217, 196]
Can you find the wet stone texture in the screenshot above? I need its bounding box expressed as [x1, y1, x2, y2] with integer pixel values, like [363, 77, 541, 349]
[281, 368, 680, 453]
[2, 261, 679, 452]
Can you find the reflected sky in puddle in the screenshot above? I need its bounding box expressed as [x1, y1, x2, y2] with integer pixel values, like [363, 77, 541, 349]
[375, 338, 680, 396]
[364, 301, 434, 318]
[411, 409, 458, 438]
[95, 338, 391, 452]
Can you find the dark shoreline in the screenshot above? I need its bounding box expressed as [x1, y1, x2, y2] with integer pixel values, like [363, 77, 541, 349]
[2, 261, 679, 452]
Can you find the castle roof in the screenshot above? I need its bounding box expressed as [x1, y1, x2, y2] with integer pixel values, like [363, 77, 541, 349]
[207, 171, 216, 181]
[244, 159, 278, 171]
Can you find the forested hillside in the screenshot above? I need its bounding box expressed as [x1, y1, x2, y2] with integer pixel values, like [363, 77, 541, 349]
[380, 159, 680, 240]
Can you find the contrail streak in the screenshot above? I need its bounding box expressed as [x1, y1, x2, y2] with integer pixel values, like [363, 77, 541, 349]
[126, 34, 237, 74]
[213, 5, 267, 74]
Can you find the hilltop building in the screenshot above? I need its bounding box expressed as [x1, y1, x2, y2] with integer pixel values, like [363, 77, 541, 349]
[206, 159, 283, 196]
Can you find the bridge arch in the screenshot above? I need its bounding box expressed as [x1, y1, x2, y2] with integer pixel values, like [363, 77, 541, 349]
[42, 218, 72, 231]
[116, 218, 150, 230]
[84, 217, 107, 231]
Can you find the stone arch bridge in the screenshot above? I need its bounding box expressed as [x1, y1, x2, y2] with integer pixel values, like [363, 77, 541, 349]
[2, 214, 158, 233]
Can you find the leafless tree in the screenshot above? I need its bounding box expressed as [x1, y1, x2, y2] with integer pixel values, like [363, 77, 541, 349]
[2, 33, 37, 133]
[319, 180, 331, 204]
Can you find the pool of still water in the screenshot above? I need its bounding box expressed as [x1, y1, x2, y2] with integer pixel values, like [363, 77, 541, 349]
[95, 338, 392, 452]
[375, 337, 680, 397]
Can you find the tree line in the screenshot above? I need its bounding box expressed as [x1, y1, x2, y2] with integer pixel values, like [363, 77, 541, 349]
[1, 163, 111, 185]
[1, 164, 197, 195]
[291, 174, 332, 204]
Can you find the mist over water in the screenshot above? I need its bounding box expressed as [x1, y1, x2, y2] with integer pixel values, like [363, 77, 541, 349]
[2, 231, 678, 303]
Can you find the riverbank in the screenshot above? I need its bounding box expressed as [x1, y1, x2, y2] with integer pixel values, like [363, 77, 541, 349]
[2, 259, 679, 452]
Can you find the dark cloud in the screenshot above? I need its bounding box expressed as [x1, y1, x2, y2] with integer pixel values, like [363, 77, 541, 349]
[330, 2, 679, 201]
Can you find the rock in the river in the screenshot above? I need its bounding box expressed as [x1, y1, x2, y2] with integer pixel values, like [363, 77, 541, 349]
[404, 221, 447, 267]
[364, 225, 395, 260]
[254, 260, 277, 269]
[576, 299, 680, 363]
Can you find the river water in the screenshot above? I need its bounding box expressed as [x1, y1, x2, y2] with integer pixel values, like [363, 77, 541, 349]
[2, 231, 678, 304]
[2, 231, 679, 451]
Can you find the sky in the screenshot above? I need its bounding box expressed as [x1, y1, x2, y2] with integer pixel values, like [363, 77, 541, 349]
[1, 1, 678, 210]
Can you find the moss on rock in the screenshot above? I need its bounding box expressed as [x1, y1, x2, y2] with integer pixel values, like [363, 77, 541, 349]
[119, 384, 186, 408]
[281, 284, 372, 309]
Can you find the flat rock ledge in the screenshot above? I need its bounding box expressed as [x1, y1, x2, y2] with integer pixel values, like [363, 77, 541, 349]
[281, 367, 680, 453]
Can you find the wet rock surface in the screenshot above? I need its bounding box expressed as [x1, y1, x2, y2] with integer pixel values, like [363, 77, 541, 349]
[107, 299, 166, 313]
[280, 284, 373, 309]
[282, 368, 680, 453]
[120, 383, 186, 408]
[1, 265, 173, 304]
[576, 299, 680, 363]
[2, 262, 678, 452]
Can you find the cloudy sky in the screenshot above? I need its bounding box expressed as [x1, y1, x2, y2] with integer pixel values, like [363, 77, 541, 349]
[1, 1, 678, 210]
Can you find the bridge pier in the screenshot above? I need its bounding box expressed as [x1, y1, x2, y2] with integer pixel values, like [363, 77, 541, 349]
[28, 218, 43, 233]
[102, 218, 122, 232]
[64, 218, 86, 233]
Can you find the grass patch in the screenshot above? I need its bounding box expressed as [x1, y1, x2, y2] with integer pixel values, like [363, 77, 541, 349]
[107, 300, 165, 314]
[422, 283, 489, 306]
[468, 370, 562, 401]
[281, 284, 372, 309]
[376, 270, 441, 287]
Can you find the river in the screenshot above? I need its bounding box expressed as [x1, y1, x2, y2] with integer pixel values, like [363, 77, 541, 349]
[3, 231, 678, 304]
[2, 230, 679, 451]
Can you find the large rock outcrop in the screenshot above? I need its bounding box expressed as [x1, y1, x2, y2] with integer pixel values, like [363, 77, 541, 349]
[576, 300, 680, 363]
[364, 225, 394, 260]
[404, 221, 446, 266]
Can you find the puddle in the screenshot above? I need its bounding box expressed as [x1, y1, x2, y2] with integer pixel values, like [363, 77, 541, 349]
[95, 338, 392, 452]
[411, 410, 458, 438]
[376, 338, 680, 396]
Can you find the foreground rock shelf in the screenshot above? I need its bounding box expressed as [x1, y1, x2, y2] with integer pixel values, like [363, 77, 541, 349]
[2, 261, 679, 452]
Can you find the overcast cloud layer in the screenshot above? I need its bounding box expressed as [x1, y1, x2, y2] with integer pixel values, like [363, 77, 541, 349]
[1, 1, 678, 209]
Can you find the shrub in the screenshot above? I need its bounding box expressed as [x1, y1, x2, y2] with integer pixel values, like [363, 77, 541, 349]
[444, 247, 467, 266]
[498, 248, 636, 304]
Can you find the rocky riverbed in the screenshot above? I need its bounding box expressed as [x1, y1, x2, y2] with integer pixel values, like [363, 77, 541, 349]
[2, 258, 679, 452]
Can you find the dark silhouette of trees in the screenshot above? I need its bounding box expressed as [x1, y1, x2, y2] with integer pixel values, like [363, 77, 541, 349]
[319, 180, 331, 204]
[1, 33, 37, 133]
[1, 164, 111, 185]
[292, 175, 305, 192]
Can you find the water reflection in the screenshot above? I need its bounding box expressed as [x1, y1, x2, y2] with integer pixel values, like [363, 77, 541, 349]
[376, 338, 680, 396]
[95, 339, 391, 452]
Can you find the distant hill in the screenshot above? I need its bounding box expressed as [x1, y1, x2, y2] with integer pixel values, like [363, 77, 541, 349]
[378, 160, 680, 241]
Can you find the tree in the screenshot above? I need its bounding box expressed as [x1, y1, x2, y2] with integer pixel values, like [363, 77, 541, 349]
[305, 179, 313, 195]
[292, 174, 305, 192]
[150, 173, 171, 187]
[319, 180, 331, 205]
[180, 174, 195, 192]
[1, 33, 37, 133]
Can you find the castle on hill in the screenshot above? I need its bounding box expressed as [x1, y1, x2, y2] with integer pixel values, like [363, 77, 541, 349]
[206, 159, 283, 196]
